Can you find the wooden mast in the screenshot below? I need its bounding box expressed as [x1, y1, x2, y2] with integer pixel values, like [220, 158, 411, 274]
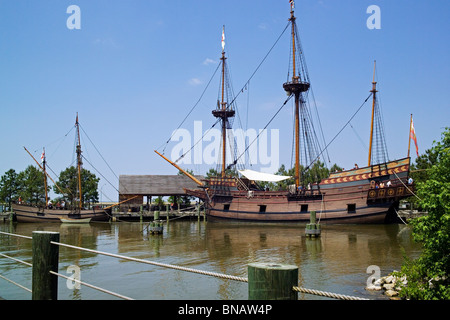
[220, 43, 227, 178]
[283, 1, 309, 188]
[75, 113, 83, 211]
[23, 146, 68, 197]
[291, 6, 300, 188]
[212, 25, 235, 178]
[368, 61, 377, 166]
[42, 148, 48, 207]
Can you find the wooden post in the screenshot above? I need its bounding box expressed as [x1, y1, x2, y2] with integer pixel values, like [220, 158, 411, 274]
[32, 231, 60, 300]
[248, 263, 298, 300]
[197, 202, 200, 222]
[305, 211, 321, 237]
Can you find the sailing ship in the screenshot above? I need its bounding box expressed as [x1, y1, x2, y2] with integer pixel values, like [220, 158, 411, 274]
[156, 2, 415, 224]
[13, 115, 111, 223]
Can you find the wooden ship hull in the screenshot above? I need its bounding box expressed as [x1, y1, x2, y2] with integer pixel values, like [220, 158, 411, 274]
[156, 3, 417, 225]
[186, 158, 413, 224]
[12, 203, 110, 223]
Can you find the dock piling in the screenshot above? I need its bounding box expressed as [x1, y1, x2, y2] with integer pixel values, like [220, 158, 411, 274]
[248, 263, 298, 300]
[32, 231, 60, 300]
[305, 211, 321, 237]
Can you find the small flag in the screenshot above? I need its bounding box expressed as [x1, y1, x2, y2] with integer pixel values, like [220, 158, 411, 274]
[40, 150, 45, 163]
[221, 26, 225, 51]
[290, 0, 295, 10]
[410, 117, 419, 157]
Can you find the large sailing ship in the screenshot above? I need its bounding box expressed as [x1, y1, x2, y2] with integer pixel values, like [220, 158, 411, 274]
[156, 2, 414, 224]
[13, 115, 111, 223]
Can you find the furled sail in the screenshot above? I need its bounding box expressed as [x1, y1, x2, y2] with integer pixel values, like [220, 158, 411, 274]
[238, 169, 291, 182]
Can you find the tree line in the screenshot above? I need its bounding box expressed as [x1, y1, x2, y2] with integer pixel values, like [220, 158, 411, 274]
[0, 165, 100, 209]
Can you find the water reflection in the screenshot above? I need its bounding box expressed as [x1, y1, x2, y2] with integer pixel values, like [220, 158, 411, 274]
[0, 221, 421, 300]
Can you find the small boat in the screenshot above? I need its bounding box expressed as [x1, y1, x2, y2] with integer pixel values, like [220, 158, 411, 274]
[60, 217, 91, 224]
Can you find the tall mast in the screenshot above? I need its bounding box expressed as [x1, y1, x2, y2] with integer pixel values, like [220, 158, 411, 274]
[213, 26, 235, 178]
[42, 148, 48, 207]
[368, 61, 377, 166]
[221, 50, 227, 178]
[283, 0, 310, 187]
[75, 113, 83, 211]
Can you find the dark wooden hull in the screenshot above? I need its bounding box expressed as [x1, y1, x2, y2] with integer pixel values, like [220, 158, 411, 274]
[186, 158, 413, 224]
[12, 204, 111, 223]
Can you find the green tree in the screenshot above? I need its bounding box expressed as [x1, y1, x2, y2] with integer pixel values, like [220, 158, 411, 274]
[153, 196, 165, 210]
[0, 169, 19, 206]
[205, 167, 238, 178]
[396, 128, 450, 300]
[54, 166, 100, 208]
[17, 165, 48, 205]
[302, 161, 330, 185]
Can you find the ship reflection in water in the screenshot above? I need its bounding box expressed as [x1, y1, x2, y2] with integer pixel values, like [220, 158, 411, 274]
[0, 221, 421, 300]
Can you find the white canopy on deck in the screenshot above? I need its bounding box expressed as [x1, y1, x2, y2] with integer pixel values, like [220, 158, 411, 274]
[238, 169, 292, 182]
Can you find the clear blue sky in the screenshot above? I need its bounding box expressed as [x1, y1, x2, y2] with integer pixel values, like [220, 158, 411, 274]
[1, 0, 449, 201]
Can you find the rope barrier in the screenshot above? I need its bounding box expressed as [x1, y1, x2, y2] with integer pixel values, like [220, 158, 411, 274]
[49, 270, 134, 300]
[292, 286, 369, 300]
[0, 274, 32, 293]
[50, 241, 249, 283]
[0, 231, 32, 240]
[0, 253, 32, 267]
[0, 231, 369, 300]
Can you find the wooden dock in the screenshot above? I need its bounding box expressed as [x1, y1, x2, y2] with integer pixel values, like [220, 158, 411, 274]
[397, 210, 427, 221]
[112, 210, 204, 222]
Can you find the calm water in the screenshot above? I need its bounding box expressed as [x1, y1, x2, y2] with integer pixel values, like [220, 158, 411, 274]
[0, 220, 421, 300]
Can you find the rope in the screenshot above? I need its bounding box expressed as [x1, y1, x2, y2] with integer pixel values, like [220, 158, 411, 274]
[305, 93, 372, 171]
[0, 274, 32, 293]
[394, 207, 408, 225]
[0, 231, 32, 240]
[392, 170, 421, 201]
[0, 231, 370, 300]
[49, 271, 134, 300]
[231, 94, 294, 168]
[292, 286, 369, 300]
[157, 62, 222, 154]
[0, 253, 32, 267]
[50, 241, 248, 283]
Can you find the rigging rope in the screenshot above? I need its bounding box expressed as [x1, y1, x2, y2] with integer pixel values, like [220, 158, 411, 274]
[156, 21, 291, 158]
[229, 94, 294, 169]
[304, 93, 373, 171]
[157, 62, 222, 154]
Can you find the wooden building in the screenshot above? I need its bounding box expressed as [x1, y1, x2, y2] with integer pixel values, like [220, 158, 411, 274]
[118, 175, 203, 211]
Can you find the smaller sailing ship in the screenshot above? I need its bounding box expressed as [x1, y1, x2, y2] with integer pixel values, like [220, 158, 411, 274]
[12, 114, 111, 223]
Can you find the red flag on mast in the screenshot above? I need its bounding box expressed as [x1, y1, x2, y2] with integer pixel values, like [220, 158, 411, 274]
[410, 117, 419, 157]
